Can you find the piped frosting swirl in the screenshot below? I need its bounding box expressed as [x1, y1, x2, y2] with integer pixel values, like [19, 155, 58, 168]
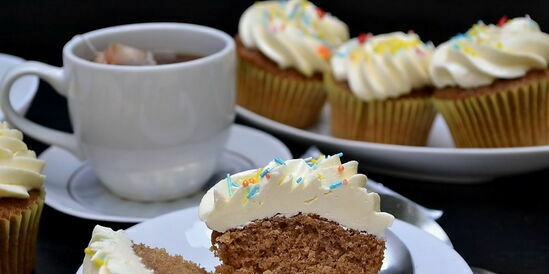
[238, 0, 349, 76]
[199, 154, 394, 237]
[429, 16, 549, 88]
[331, 32, 434, 101]
[0, 122, 45, 199]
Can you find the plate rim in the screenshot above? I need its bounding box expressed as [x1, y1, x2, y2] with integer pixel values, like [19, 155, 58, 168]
[236, 105, 549, 156]
[39, 124, 293, 223]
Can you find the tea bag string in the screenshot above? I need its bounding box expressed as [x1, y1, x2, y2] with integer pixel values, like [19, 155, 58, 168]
[77, 34, 100, 58]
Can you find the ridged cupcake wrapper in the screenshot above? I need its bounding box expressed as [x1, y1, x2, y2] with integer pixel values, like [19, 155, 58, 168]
[237, 56, 326, 129]
[434, 78, 549, 148]
[0, 190, 45, 274]
[325, 73, 436, 146]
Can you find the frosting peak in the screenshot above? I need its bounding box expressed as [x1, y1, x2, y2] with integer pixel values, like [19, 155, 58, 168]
[0, 122, 45, 198]
[83, 225, 153, 274]
[330, 32, 434, 101]
[238, 0, 349, 76]
[199, 154, 394, 237]
[429, 16, 549, 88]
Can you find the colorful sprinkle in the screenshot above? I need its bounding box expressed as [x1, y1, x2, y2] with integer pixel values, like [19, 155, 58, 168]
[334, 152, 343, 158]
[247, 185, 260, 199]
[357, 32, 372, 44]
[274, 157, 286, 165]
[265, 173, 271, 180]
[287, 4, 299, 19]
[329, 181, 343, 189]
[315, 7, 325, 18]
[260, 168, 270, 178]
[497, 15, 508, 27]
[343, 179, 349, 185]
[226, 174, 233, 196]
[462, 45, 477, 56]
[337, 165, 344, 172]
[296, 177, 303, 183]
[407, 29, 415, 34]
[334, 51, 346, 58]
[317, 45, 331, 59]
[317, 173, 324, 180]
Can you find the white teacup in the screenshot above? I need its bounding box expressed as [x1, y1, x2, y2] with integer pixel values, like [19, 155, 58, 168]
[0, 23, 236, 202]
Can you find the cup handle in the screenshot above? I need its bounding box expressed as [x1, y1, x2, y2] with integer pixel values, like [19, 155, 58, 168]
[0, 61, 84, 159]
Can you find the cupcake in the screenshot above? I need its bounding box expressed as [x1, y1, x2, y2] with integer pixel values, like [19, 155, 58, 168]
[199, 153, 394, 273]
[325, 32, 437, 145]
[0, 122, 45, 274]
[83, 225, 209, 274]
[429, 16, 549, 147]
[236, 0, 349, 128]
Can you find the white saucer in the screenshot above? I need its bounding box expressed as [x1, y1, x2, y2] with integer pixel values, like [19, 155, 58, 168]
[75, 206, 473, 274]
[39, 124, 292, 223]
[0, 53, 39, 120]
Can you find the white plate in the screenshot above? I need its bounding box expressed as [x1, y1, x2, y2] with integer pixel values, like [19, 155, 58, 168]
[0, 53, 39, 120]
[237, 106, 549, 183]
[38, 124, 292, 223]
[75, 206, 473, 274]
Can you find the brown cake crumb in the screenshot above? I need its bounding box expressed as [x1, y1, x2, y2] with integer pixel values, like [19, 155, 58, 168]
[132, 244, 210, 274]
[0, 189, 43, 218]
[212, 214, 385, 274]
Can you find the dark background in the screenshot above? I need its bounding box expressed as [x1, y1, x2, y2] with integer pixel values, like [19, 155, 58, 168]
[1, 1, 548, 274]
[2, 0, 548, 66]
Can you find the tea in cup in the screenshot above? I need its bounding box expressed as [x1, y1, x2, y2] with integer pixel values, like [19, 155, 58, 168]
[0, 22, 236, 202]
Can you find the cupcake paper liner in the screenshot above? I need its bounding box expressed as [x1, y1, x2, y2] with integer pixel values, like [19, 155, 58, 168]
[0, 189, 45, 274]
[434, 77, 549, 148]
[325, 73, 436, 146]
[237, 55, 326, 129]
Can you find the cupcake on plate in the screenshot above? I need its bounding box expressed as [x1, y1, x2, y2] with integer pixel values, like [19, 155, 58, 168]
[325, 31, 437, 145]
[236, 0, 349, 128]
[429, 16, 549, 148]
[0, 122, 45, 274]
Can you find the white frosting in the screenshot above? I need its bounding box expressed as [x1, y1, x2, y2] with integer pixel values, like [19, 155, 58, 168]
[0, 122, 45, 198]
[238, 0, 349, 76]
[83, 225, 153, 274]
[430, 16, 549, 88]
[199, 154, 394, 237]
[331, 32, 434, 101]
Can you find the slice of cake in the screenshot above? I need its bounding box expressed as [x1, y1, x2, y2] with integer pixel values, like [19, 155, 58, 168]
[82, 225, 209, 274]
[199, 153, 394, 274]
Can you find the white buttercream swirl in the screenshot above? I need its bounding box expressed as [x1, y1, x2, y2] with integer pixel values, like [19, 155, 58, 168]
[429, 16, 549, 88]
[0, 122, 45, 198]
[238, 0, 349, 76]
[331, 32, 434, 101]
[83, 225, 153, 274]
[199, 154, 394, 237]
